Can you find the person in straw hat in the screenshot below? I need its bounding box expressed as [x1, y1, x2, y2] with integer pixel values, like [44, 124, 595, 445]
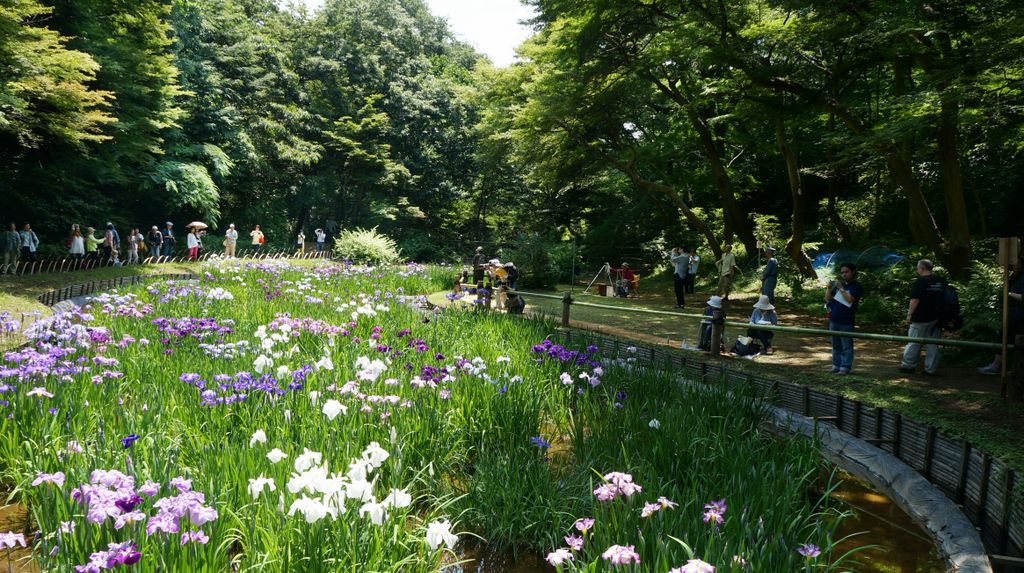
[747, 294, 778, 354]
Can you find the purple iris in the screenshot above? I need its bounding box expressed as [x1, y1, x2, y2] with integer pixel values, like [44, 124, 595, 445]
[530, 436, 551, 449]
[121, 434, 140, 449]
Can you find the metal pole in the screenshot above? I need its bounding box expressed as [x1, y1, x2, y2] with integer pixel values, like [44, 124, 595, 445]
[1001, 246, 1010, 398]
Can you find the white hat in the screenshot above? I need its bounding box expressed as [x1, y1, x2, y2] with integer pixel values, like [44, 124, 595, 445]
[229, 223, 235, 228]
[706, 295, 723, 309]
[753, 295, 775, 311]
[166, 221, 173, 226]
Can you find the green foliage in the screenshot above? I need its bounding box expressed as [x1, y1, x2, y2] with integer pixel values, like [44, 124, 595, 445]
[332, 227, 402, 265]
[506, 233, 555, 289]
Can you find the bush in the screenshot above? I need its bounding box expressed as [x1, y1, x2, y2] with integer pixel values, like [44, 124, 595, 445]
[396, 230, 459, 263]
[332, 227, 401, 265]
[506, 233, 555, 288]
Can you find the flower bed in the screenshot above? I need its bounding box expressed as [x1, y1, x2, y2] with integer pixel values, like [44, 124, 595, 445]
[1, 260, 853, 572]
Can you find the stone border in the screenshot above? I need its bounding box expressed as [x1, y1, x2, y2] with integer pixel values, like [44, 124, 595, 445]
[772, 407, 989, 571]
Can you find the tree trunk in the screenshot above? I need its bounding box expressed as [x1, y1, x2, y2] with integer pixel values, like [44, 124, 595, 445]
[775, 114, 817, 279]
[824, 115, 854, 244]
[622, 166, 724, 259]
[648, 76, 757, 254]
[684, 105, 757, 255]
[936, 86, 972, 278]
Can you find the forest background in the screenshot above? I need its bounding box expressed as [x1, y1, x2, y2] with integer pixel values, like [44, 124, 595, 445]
[2, 0, 1023, 290]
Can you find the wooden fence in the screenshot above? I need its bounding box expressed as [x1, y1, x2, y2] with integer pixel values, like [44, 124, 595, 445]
[561, 329, 1024, 571]
[2, 248, 331, 278]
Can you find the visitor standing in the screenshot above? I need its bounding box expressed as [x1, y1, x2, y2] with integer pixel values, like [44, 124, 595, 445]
[224, 224, 238, 257]
[19, 223, 39, 263]
[715, 244, 740, 300]
[2, 223, 20, 273]
[161, 222, 176, 258]
[250, 225, 265, 251]
[747, 295, 778, 354]
[147, 226, 163, 260]
[899, 259, 944, 376]
[186, 226, 200, 260]
[472, 246, 485, 286]
[69, 227, 85, 260]
[296, 231, 305, 254]
[686, 251, 700, 294]
[670, 246, 690, 308]
[761, 247, 778, 304]
[315, 228, 326, 253]
[825, 263, 863, 375]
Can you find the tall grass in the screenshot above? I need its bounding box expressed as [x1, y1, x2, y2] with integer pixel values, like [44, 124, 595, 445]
[1, 259, 851, 572]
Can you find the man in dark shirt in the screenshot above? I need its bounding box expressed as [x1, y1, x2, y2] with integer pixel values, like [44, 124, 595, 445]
[825, 263, 863, 375]
[900, 259, 944, 376]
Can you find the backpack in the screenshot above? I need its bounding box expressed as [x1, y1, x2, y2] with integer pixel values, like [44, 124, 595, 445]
[939, 280, 963, 332]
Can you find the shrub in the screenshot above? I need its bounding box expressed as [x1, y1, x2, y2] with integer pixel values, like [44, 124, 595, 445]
[506, 233, 555, 288]
[332, 227, 401, 265]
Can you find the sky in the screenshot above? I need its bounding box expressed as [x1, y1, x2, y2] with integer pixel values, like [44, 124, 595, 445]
[294, 0, 536, 67]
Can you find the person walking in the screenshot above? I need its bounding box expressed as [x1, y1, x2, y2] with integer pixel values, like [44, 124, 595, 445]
[315, 228, 326, 253]
[761, 247, 778, 304]
[84, 227, 101, 262]
[900, 259, 944, 376]
[825, 263, 863, 375]
[19, 223, 39, 263]
[2, 223, 20, 274]
[101, 223, 118, 264]
[224, 224, 238, 258]
[250, 225, 265, 251]
[68, 226, 85, 261]
[126, 228, 143, 265]
[186, 226, 200, 260]
[146, 226, 163, 261]
[686, 251, 700, 294]
[161, 222, 176, 258]
[715, 244, 740, 300]
[670, 246, 690, 308]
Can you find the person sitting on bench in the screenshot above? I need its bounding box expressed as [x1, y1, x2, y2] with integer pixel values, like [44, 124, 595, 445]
[609, 263, 637, 297]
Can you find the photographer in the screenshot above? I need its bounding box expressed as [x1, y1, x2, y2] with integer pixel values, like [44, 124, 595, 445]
[825, 263, 863, 375]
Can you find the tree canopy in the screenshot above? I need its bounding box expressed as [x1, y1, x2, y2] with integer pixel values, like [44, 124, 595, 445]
[1, 0, 1021, 272]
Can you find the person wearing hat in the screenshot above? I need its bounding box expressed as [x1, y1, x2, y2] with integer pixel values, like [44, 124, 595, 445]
[826, 262, 863, 375]
[747, 295, 779, 354]
[84, 226, 101, 262]
[761, 247, 779, 304]
[147, 226, 163, 260]
[224, 224, 238, 257]
[161, 222, 176, 257]
[715, 244, 740, 300]
[503, 262, 519, 291]
[698, 295, 724, 351]
[472, 246, 485, 286]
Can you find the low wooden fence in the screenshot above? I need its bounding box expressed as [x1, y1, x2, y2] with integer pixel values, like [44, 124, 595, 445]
[1, 249, 330, 278]
[560, 329, 1024, 571]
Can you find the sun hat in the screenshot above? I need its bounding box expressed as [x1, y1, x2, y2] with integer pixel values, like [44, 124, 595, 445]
[766, 246, 776, 253]
[476, 246, 483, 252]
[706, 295, 723, 309]
[151, 226, 158, 231]
[753, 295, 775, 311]
[229, 223, 235, 228]
[166, 221, 173, 226]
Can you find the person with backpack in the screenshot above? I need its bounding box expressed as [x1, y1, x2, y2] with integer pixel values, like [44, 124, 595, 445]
[900, 259, 944, 376]
[825, 263, 863, 375]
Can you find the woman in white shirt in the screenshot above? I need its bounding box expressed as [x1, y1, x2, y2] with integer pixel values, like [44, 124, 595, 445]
[187, 227, 200, 260]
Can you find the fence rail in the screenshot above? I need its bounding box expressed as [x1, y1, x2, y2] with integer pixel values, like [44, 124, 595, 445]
[1, 248, 331, 278]
[558, 329, 1023, 571]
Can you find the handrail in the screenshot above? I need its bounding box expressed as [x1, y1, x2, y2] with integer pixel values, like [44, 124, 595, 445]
[509, 289, 1013, 351]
